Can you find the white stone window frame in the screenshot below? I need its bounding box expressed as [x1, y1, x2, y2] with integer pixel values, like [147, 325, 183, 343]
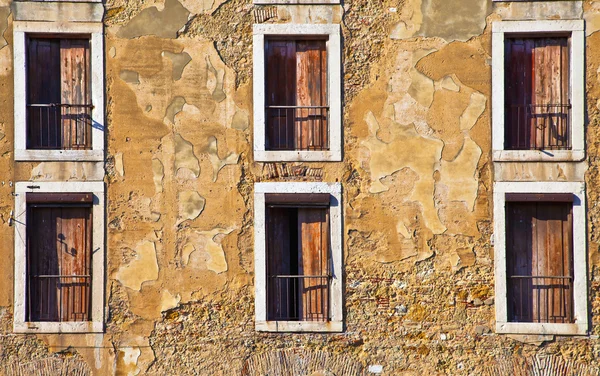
[254, 182, 343, 332]
[493, 181, 588, 335]
[13, 21, 105, 162]
[492, 20, 585, 162]
[13, 181, 105, 333]
[253, 24, 342, 162]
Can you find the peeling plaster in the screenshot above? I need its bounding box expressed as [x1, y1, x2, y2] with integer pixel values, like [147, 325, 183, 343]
[178, 191, 206, 223]
[163, 51, 192, 80]
[187, 228, 235, 273]
[160, 290, 181, 312]
[459, 92, 486, 131]
[116, 241, 159, 291]
[204, 136, 239, 182]
[438, 136, 482, 211]
[152, 158, 164, 193]
[165, 96, 186, 124]
[174, 133, 200, 177]
[0, 7, 9, 50]
[116, 0, 190, 39]
[231, 110, 249, 130]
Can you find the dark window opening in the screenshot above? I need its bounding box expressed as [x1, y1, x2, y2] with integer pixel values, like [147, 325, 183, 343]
[265, 39, 329, 151]
[27, 37, 92, 150]
[505, 199, 574, 323]
[26, 193, 93, 322]
[504, 36, 571, 150]
[266, 198, 330, 322]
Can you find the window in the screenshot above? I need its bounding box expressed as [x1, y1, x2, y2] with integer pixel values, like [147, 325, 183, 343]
[494, 182, 587, 335]
[14, 22, 104, 161]
[492, 20, 584, 161]
[255, 182, 343, 332]
[14, 182, 105, 333]
[27, 37, 92, 150]
[253, 24, 341, 162]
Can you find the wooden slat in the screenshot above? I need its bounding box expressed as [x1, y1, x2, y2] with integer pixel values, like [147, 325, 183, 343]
[505, 193, 573, 202]
[265, 193, 330, 205]
[297, 208, 329, 321]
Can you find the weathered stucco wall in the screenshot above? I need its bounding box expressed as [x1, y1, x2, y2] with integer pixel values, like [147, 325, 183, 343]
[1, 0, 600, 375]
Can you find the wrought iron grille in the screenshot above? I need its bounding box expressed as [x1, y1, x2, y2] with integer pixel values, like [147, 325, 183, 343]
[508, 275, 573, 323]
[27, 103, 93, 150]
[505, 103, 571, 150]
[27, 275, 91, 322]
[266, 105, 329, 151]
[268, 275, 330, 322]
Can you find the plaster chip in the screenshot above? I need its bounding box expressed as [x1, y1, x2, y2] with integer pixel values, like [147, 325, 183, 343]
[116, 0, 190, 39]
[115, 153, 125, 176]
[178, 191, 206, 223]
[459, 92, 486, 131]
[179, 0, 224, 15]
[231, 110, 249, 130]
[165, 97, 186, 124]
[206, 56, 226, 102]
[449, 247, 476, 271]
[0, 6, 8, 50]
[585, 5, 600, 36]
[160, 290, 181, 312]
[0, 132, 4, 141]
[117, 347, 141, 376]
[408, 69, 434, 108]
[109, 46, 116, 58]
[362, 110, 446, 234]
[205, 136, 240, 182]
[152, 158, 164, 193]
[120, 70, 140, 84]
[174, 133, 200, 177]
[180, 242, 196, 265]
[116, 241, 159, 291]
[440, 75, 459, 92]
[438, 136, 482, 211]
[418, 0, 489, 42]
[188, 228, 235, 274]
[163, 51, 192, 81]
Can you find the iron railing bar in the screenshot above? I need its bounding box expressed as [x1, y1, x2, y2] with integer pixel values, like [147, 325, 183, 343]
[267, 105, 329, 109]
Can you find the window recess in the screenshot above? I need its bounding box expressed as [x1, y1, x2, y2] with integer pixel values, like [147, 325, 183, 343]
[27, 37, 92, 151]
[504, 37, 570, 151]
[26, 193, 93, 323]
[505, 195, 574, 324]
[265, 39, 329, 152]
[266, 193, 330, 322]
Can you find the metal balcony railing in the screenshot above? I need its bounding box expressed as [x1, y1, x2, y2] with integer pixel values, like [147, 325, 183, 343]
[28, 275, 91, 322]
[268, 275, 330, 322]
[27, 103, 93, 150]
[266, 105, 329, 151]
[505, 103, 571, 150]
[508, 275, 573, 324]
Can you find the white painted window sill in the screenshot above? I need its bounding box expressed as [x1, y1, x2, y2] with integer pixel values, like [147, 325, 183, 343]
[496, 322, 588, 336]
[14, 149, 104, 162]
[492, 149, 585, 162]
[14, 321, 104, 334]
[256, 320, 343, 333]
[254, 150, 341, 162]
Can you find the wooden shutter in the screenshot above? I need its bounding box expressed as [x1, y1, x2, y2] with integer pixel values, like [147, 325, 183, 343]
[27, 38, 61, 149]
[296, 41, 327, 150]
[506, 201, 573, 323]
[27, 204, 92, 322]
[297, 208, 329, 321]
[505, 37, 570, 150]
[60, 39, 91, 149]
[265, 41, 296, 150]
[266, 207, 294, 320]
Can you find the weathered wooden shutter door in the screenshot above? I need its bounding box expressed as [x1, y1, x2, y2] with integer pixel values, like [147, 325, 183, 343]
[27, 206, 92, 322]
[296, 41, 327, 150]
[505, 38, 569, 150]
[58, 207, 92, 321]
[265, 41, 296, 150]
[27, 39, 61, 149]
[297, 208, 329, 321]
[531, 38, 569, 149]
[28, 207, 60, 321]
[60, 39, 91, 149]
[266, 207, 293, 320]
[506, 202, 573, 323]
